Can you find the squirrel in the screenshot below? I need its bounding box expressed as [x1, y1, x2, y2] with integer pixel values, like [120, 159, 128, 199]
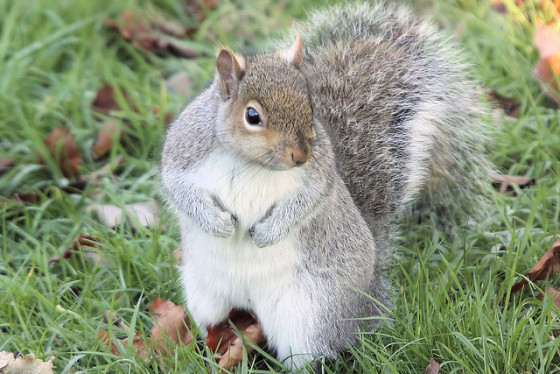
[161, 1, 494, 370]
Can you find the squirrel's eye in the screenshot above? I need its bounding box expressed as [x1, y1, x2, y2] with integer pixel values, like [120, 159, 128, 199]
[245, 107, 262, 126]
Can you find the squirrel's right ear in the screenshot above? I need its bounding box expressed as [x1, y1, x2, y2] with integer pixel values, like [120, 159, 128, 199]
[216, 48, 246, 100]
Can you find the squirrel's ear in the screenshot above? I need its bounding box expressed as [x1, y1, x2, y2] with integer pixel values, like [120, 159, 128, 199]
[216, 48, 246, 100]
[275, 35, 303, 68]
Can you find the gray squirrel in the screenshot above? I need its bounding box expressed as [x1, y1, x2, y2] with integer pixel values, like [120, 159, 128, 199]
[161, 1, 493, 370]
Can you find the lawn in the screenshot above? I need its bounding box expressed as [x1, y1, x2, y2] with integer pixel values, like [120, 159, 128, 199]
[1, 0, 560, 373]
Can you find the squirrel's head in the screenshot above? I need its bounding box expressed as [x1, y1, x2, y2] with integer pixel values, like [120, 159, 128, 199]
[214, 36, 315, 170]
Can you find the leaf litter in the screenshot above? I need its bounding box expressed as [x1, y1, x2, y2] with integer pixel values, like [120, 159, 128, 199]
[0, 352, 54, 374]
[510, 238, 560, 294]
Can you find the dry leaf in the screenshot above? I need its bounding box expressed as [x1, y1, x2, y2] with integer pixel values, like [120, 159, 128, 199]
[488, 91, 521, 118]
[92, 85, 132, 115]
[99, 298, 192, 362]
[47, 235, 101, 265]
[491, 175, 535, 194]
[424, 358, 440, 374]
[492, 0, 559, 14]
[87, 200, 161, 229]
[40, 126, 82, 178]
[149, 298, 193, 355]
[206, 309, 264, 370]
[539, 287, 560, 308]
[98, 330, 152, 360]
[534, 22, 560, 106]
[491, 0, 525, 13]
[186, 0, 219, 22]
[91, 121, 124, 160]
[0, 352, 54, 374]
[0, 158, 14, 175]
[510, 238, 560, 294]
[105, 10, 197, 58]
[537, 287, 560, 337]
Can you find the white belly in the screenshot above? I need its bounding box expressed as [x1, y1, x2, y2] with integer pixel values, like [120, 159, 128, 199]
[179, 151, 303, 315]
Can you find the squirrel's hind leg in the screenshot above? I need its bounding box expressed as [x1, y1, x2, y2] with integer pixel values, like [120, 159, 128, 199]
[256, 288, 343, 372]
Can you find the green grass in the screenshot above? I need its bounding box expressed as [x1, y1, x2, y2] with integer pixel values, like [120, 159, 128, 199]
[1, 0, 560, 372]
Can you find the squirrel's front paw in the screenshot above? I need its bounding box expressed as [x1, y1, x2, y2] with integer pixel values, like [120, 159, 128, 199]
[249, 220, 288, 248]
[209, 210, 237, 238]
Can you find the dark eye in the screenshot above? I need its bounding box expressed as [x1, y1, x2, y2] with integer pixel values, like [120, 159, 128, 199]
[245, 107, 262, 126]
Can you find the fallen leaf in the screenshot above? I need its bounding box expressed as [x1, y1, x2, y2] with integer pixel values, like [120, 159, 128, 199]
[87, 200, 161, 230]
[491, 175, 535, 194]
[0, 351, 54, 374]
[533, 22, 560, 106]
[492, 0, 559, 14]
[47, 235, 101, 265]
[40, 126, 82, 178]
[206, 309, 264, 370]
[105, 10, 198, 58]
[99, 298, 192, 362]
[149, 298, 192, 354]
[510, 238, 560, 294]
[91, 121, 124, 160]
[98, 330, 152, 360]
[537, 287, 560, 337]
[424, 358, 440, 374]
[12, 192, 40, 204]
[186, 0, 220, 22]
[491, 0, 525, 13]
[0, 158, 14, 175]
[152, 106, 175, 127]
[488, 91, 521, 118]
[92, 85, 132, 115]
[539, 287, 560, 308]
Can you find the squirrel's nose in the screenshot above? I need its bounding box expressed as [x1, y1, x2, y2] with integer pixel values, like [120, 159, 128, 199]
[288, 145, 311, 167]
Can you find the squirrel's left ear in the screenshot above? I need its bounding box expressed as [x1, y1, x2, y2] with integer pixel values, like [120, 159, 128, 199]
[275, 35, 303, 68]
[216, 47, 246, 100]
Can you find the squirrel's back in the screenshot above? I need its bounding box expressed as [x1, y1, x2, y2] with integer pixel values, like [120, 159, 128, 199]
[283, 1, 494, 251]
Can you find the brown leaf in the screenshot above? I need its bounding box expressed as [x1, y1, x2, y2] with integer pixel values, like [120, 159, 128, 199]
[47, 235, 101, 264]
[92, 85, 132, 115]
[186, 0, 219, 22]
[99, 298, 191, 362]
[149, 298, 192, 345]
[0, 351, 54, 374]
[91, 121, 124, 160]
[0, 158, 14, 175]
[206, 309, 264, 370]
[12, 192, 40, 204]
[98, 330, 152, 360]
[41, 126, 82, 178]
[105, 10, 197, 58]
[424, 358, 440, 374]
[491, 0, 558, 14]
[538, 287, 560, 308]
[488, 91, 521, 118]
[537, 287, 560, 337]
[491, 175, 535, 194]
[510, 238, 560, 294]
[534, 23, 560, 106]
[491, 0, 526, 13]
